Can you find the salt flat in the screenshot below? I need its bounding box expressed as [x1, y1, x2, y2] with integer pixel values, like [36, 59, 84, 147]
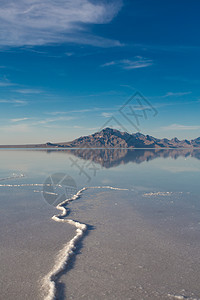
[0, 149, 200, 300]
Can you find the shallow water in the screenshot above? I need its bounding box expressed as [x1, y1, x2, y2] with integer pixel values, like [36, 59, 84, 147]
[0, 149, 200, 300]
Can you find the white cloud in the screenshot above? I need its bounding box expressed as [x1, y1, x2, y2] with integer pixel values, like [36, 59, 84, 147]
[0, 82, 13, 87]
[0, 99, 27, 105]
[46, 108, 101, 115]
[120, 84, 135, 90]
[2, 124, 30, 133]
[162, 124, 200, 131]
[73, 126, 99, 131]
[73, 125, 83, 129]
[0, 79, 16, 87]
[101, 112, 113, 118]
[101, 56, 153, 69]
[163, 92, 192, 97]
[0, 0, 123, 47]
[65, 52, 74, 56]
[35, 116, 75, 125]
[101, 61, 116, 67]
[15, 88, 43, 94]
[1, 116, 77, 136]
[121, 58, 153, 69]
[11, 117, 30, 122]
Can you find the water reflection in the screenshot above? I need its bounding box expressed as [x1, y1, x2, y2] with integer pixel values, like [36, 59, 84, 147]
[41, 148, 200, 168]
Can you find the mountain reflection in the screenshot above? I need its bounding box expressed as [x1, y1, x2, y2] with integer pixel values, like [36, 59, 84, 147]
[44, 148, 200, 168]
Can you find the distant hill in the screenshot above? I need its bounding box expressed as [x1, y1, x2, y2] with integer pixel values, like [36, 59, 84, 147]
[1, 127, 200, 148]
[51, 127, 200, 148]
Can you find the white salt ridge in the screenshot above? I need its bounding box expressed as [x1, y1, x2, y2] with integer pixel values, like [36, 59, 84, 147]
[0, 183, 50, 187]
[34, 190, 58, 196]
[42, 187, 87, 300]
[88, 186, 129, 191]
[168, 293, 198, 300]
[43, 191, 58, 196]
[0, 173, 25, 182]
[143, 191, 183, 197]
[0, 184, 129, 190]
[42, 185, 128, 300]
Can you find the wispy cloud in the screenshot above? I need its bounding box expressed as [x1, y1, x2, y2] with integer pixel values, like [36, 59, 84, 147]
[2, 124, 30, 133]
[0, 99, 27, 106]
[1, 115, 77, 136]
[120, 84, 135, 90]
[101, 112, 113, 118]
[15, 88, 43, 94]
[46, 109, 95, 115]
[101, 61, 116, 67]
[72, 126, 99, 131]
[46, 106, 119, 116]
[35, 116, 75, 125]
[65, 52, 74, 57]
[132, 43, 200, 53]
[0, 82, 13, 87]
[162, 124, 200, 131]
[5, 116, 76, 133]
[163, 92, 192, 98]
[11, 117, 30, 122]
[0, 0, 123, 48]
[121, 58, 153, 69]
[0, 78, 16, 87]
[101, 56, 153, 69]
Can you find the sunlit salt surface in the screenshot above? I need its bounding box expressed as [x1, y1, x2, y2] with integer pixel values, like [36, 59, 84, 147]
[0, 149, 200, 300]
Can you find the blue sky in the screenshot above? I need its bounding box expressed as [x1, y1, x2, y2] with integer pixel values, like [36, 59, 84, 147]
[0, 0, 200, 144]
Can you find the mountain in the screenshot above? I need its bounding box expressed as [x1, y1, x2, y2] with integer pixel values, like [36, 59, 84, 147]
[1, 127, 200, 148]
[54, 127, 200, 149]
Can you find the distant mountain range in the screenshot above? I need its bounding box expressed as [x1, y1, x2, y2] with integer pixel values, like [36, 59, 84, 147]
[1, 127, 200, 148]
[62, 127, 200, 148]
